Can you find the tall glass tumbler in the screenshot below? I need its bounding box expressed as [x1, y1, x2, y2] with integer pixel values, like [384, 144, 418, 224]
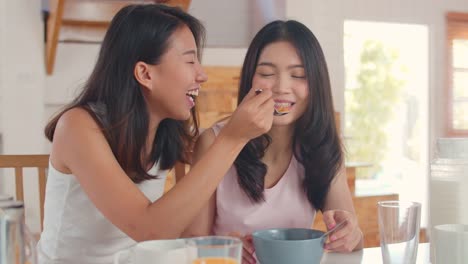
[378, 201, 421, 264]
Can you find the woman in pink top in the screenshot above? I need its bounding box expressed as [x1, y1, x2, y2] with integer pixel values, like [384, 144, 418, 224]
[183, 20, 363, 263]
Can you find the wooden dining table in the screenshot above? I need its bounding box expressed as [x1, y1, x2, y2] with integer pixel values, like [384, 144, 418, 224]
[321, 243, 430, 263]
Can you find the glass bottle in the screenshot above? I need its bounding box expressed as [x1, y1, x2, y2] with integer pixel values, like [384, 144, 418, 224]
[0, 200, 37, 264]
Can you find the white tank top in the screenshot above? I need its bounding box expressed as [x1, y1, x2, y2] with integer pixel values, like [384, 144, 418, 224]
[37, 162, 167, 264]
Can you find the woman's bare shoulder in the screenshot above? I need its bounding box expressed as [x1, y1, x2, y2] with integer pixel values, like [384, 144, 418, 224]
[195, 127, 216, 152]
[56, 107, 101, 132]
[51, 107, 108, 173]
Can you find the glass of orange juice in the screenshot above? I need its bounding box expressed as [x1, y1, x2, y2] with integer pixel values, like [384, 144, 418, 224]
[186, 236, 242, 264]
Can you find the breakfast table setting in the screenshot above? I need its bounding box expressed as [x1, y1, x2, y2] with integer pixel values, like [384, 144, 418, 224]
[109, 198, 467, 264]
[110, 238, 432, 264]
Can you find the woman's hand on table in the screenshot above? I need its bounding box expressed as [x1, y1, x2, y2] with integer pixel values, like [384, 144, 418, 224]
[229, 232, 256, 264]
[322, 209, 363, 252]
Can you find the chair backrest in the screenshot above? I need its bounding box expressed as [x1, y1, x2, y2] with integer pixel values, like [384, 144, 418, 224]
[0, 154, 49, 230]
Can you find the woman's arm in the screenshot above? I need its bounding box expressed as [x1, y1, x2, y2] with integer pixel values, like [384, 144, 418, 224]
[321, 167, 364, 252]
[51, 88, 274, 242]
[181, 129, 218, 237]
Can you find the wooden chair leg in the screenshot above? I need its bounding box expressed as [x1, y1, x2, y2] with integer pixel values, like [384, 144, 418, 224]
[38, 168, 47, 231]
[15, 168, 24, 201]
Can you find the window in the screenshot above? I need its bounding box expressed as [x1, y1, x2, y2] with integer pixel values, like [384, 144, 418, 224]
[446, 13, 468, 136]
[344, 21, 429, 225]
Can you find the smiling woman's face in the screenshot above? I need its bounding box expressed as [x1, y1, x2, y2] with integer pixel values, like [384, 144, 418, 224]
[252, 41, 309, 127]
[142, 25, 208, 121]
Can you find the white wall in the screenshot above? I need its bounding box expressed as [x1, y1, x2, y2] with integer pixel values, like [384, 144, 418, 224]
[0, 0, 5, 148]
[190, 0, 250, 47]
[0, 0, 46, 232]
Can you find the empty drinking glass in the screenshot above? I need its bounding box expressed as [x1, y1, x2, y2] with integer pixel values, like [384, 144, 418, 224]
[378, 201, 421, 264]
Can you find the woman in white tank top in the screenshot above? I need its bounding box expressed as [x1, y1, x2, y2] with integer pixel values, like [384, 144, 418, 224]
[38, 4, 276, 264]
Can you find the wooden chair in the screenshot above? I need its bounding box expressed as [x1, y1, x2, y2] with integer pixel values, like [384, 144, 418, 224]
[0, 154, 49, 230]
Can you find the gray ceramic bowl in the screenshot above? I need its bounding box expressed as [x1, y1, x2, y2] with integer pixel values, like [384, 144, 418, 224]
[252, 228, 325, 264]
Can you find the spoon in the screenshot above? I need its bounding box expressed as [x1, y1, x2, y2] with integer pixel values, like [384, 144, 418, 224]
[321, 220, 347, 240]
[273, 108, 287, 116]
[254, 88, 288, 116]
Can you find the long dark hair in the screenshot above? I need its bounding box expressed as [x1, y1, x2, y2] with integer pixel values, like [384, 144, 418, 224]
[45, 4, 205, 183]
[234, 20, 343, 211]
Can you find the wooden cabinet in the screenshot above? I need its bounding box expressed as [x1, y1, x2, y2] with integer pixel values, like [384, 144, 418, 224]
[197, 66, 240, 128]
[345, 162, 373, 194]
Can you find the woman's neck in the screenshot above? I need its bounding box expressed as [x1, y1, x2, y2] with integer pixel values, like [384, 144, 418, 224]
[263, 125, 295, 163]
[145, 114, 162, 157]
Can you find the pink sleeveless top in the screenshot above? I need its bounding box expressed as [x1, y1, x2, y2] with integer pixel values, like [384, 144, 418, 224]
[211, 123, 316, 236]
